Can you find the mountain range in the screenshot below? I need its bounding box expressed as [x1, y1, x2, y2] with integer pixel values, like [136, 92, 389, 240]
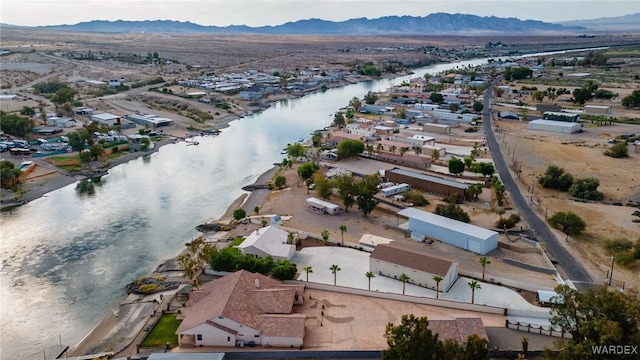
[4, 12, 638, 35]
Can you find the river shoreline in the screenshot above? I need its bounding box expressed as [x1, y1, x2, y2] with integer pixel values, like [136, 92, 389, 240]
[66, 162, 281, 357]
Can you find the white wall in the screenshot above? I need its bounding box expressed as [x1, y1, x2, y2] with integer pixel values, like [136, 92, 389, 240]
[262, 336, 303, 348]
[369, 258, 457, 293]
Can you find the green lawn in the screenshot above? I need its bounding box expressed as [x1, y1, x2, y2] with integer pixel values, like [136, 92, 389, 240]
[58, 164, 82, 171]
[140, 313, 182, 348]
[49, 155, 80, 163]
[231, 237, 245, 246]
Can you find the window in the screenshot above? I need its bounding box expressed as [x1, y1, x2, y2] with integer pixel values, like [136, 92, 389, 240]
[227, 336, 231, 342]
[196, 334, 202, 341]
[254, 335, 260, 338]
[218, 316, 224, 319]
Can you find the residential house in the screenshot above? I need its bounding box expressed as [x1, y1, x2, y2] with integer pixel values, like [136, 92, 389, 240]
[238, 225, 296, 261]
[176, 270, 305, 348]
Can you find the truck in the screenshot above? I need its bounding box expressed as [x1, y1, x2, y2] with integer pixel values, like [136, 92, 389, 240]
[381, 183, 410, 197]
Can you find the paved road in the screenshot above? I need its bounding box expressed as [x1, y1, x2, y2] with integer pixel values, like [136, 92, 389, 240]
[482, 77, 594, 291]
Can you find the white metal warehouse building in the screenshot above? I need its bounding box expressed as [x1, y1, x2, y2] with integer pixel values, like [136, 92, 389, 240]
[398, 208, 499, 255]
[529, 119, 581, 134]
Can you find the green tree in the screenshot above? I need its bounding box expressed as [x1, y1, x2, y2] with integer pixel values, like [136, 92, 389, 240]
[396, 107, 406, 119]
[467, 183, 483, 200]
[468, 280, 481, 304]
[366, 271, 375, 290]
[274, 175, 286, 189]
[333, 112, 346, 127]
[538, 165, 574, 191]
[364, 91, 378, 105]
[383, 315, 444, 360]
[313, 173, 332, 200]
[339, 224, 347, 246]
[233, 208, 247, 221]
[448, 157, 465, 176]
[303, 265, 313, 282]
[413, 146, 422, 157]
[390, 145, 397, 154]
[479, 256, 491, 281]
[0, 160, 21, 188]
[431, 149, 440, 161]
[272, 260, 297, 280]
[329, 264, 341, 285]
[19, 106, 36, 116]
[254, 206, 260, 215]
[532, 90, 546, 102]
[349, 97, 362, 112]
[337, 139, 364, 159]
[545, 285, 640, 360]
[429, 92, 444, 104]
[399, 273, 410, 295]
[434, 203, 470, 223]
[572, 80, 598, 105]
[621, 89, 640, 108]
[210, 247, 238, 272]
[177, 237, 217, 288]
[50, 87, 77, 106]
[472, 101, 484, 113]
[320, 229, 330, 242]
[79, 150, 91, 164]
[297, 161, 319, 179]
[568, 177, 603, 200]
[0, 111, 35, 137]
[287, 142, 305, 158]
[402, 190, 428, 206]
[433, 275, 443, 299]
[449, 103, 460, 113]
[604, 142, 629, 158]
[355, 173, 380, 217]
[548, 211, 586, 239]
[89, 144, 103, 160]
[399, 147, 407, 156]
[463, 156, 473, 169]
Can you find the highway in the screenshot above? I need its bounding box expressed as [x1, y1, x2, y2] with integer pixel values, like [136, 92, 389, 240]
[482, 77, 595, 291]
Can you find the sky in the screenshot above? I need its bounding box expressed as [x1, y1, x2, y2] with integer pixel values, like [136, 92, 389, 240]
[1, 0, 639, 27]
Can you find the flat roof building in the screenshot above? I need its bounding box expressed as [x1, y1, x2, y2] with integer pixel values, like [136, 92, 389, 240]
[385, 168, 469, 200]
[91, 113, 122, 126]
[529, 119, 581, 134]
[125, 113, 174, 128]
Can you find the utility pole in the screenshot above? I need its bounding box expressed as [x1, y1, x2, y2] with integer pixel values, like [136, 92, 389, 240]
[608, 255, 615, 286]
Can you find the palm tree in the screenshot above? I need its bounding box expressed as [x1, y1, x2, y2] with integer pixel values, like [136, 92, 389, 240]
[399, 147, 407, 156]
[376, 143, 383, 153]
[468, 280, 481, 304]
[399, 273, 410, 295]
[433, 275, 443, 299]
[254, 206, 260, 215]
[287, 232, 296, 245]
[413, 146, 422, 157]
[431, 149, 440, 161]
[365, 271, 375, 290]
[303, 266, 313, 282]
[365, 144, 374, 155]
[330, 264, 341, 285]
[320, 229, 330, 243]
[390, 145, 397, 154]
[338, 224, 347, 246]
[480, 256, 491, 281]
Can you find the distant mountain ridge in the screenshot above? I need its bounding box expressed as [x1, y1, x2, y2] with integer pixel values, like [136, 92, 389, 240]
[36, 13, 584, 35]
[559, 12, 640, 31]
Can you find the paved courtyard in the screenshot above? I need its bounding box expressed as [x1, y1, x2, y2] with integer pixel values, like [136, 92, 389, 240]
[291, 247, 551, 315]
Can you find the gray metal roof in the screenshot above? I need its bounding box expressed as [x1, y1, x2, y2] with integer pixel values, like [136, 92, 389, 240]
[398, 208, 498, 240]
[387, 168, 469, 190]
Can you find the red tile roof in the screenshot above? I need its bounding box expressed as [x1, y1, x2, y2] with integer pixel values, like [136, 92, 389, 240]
[177, 270, 305, 337]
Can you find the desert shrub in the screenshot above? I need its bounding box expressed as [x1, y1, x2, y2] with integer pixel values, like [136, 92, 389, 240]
[604, 142, 629, 158]
[604, 238, 633, 254]
[496, 214, 521, 229]
[233, 208, 246, 220]
[614, 251, 637, 268]
[402, 190, 429, 206]
[434, 203, 470, 223]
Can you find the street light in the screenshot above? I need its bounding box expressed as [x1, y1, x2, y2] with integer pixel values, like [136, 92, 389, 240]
[608, 255, 615, 286]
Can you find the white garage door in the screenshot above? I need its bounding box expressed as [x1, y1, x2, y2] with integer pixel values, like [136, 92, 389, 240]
[467, 238, 483, 254]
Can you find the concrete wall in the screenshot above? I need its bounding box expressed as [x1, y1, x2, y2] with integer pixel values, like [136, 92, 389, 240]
[262, 336, 303, 348]
[289, 281, 505, 315]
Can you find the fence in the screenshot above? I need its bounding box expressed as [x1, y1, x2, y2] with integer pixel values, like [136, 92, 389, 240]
[505, 319, 571, 339]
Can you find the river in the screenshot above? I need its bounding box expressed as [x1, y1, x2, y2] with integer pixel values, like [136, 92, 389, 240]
[0, 47, 602, 359]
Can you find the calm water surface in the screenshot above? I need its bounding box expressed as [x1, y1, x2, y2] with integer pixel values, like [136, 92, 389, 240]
[0, 48, 596, 359]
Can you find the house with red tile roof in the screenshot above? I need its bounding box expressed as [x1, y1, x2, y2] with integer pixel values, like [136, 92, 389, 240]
[176, 270, 305, 348]
[369, 243, 458, 293]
